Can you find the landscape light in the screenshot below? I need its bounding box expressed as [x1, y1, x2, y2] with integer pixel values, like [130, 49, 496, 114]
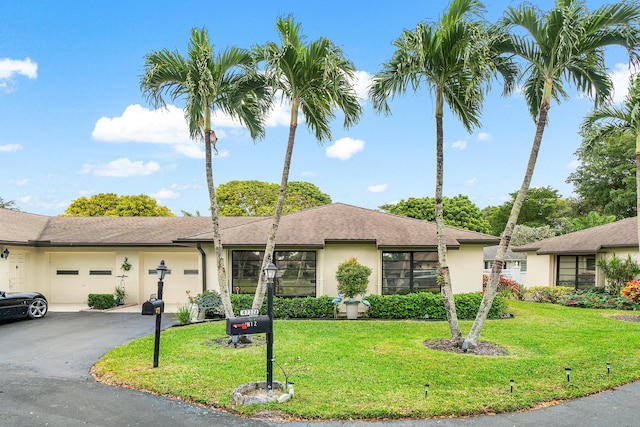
[425, 383, 430, 398]
[606, 361, 611, 374]
[510, 379, 514, 394]
[565, 367, 571, 382]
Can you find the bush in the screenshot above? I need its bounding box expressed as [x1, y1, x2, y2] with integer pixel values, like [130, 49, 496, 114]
[482, 274, 525, 300]
[229, 294, 335, 319]
[175, 305, 191, 324]
[367, 292, 505, 320]
[621, 279, 640, 303]
[189, 290, 223, 318]
[335, 257, 372, 299]
[527, 286, 574, 303]
[559, 288, 640, 310]
[88, 294, 116, 310]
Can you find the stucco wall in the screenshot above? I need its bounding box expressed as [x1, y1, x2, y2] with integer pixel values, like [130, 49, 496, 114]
[523, 252, 554, 287]
[448, 244, 484, 293]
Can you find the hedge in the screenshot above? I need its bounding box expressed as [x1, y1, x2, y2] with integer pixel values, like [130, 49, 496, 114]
[88, 293, 116, 310]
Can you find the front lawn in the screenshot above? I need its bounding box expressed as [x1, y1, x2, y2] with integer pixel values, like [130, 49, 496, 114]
[92, 301, 640, 420]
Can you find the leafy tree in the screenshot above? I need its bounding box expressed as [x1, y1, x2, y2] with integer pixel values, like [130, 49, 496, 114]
[486, 186, 570, 235]
[0, 197, 19, 211]
[581, 74, 640, 252]
[64, 193, 173, 217]
[140, 28, 269, 319]
[250, 16, 362, 310]
[561, 211, 617, 234]
[568, 131, 636, 218]
[370, 0, 516, 343]
[216, 180, 331, 216]
[467, 0, 640, 347]
[510, 225, 556, 247]
[379, 195, 490, 233]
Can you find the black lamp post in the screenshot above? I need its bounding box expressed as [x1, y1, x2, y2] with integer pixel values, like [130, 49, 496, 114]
[153, 260, 168, 368]
[264, 261, 278, 393]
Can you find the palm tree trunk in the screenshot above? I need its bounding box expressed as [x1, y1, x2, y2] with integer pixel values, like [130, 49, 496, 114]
[252, 101, 299, 310]
[205, 128, 234, 318]
[466, 93, 551, 347]
[435, 87, 463, 343]
[636, 133, 640, 255]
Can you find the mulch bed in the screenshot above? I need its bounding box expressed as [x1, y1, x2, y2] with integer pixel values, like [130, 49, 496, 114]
[424, 338, 508, 356]
[609, 314, 640, 322]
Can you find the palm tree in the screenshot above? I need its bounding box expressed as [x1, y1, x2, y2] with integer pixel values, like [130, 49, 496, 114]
[250, 16, 362, 310]
[140, 28, 270, 318]
[466, 0, 640, 347]
[581, 75, 640, 250]
[369, 0, 515, 343]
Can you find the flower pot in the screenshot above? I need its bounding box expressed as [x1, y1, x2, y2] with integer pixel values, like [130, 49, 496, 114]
[345, 300, 360, 320]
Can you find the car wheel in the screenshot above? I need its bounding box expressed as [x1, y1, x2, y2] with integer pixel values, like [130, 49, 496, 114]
[28, 298, 48, 319]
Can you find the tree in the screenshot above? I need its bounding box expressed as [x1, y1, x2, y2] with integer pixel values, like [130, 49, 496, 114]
[581, 74, 640, 252]
[0, 197, 19, 211]
[250, 16, 362, 310]
[486, 186, 570, 235]
[216, 180, 331, 216]
[598, 253, 640, 295]
[64, 193, 173, 216]
[563, 211, 617, 233]
[467, 0, 640, 347]
[369, 0, 515, 343]
[379, 195, 491, 233]
[140, 28, 269, 319]
[568, 131, 636, 217]
[510, 224, 556, 246]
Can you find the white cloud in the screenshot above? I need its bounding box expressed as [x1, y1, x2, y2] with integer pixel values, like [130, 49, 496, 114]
[14, 178, 28, 186]
[0, 57, 37, 80]
[451, 140, 467, 150]
[465, 177, 477, 186]
[174, 143, 205, 159]
[0, 144, 23, 152]
[18, 196, 31, 203]
[609, 63, 637, 104]
[566, 159, 580, 170]
[350, 70, 373, 101]
[477, 132, 491, 141]
[79, 158, 161, 177]
[151, 188, 179, 200]
[265, 100, 295, 127]
[300, 171, 317, 177]
[367, 184, 388, 193]
[326, 137, 365, 160]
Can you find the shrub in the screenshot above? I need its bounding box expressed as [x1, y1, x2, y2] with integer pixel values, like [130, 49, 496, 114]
[229, 294, 335, 319]
[559, 288, 640, 310]
[175, 305, 191, 324]
[598, 253, 640, 295]
[190, 290, 223, 318]
[367, 292, 505, 320]
[482, 274, 524, 300]
[335, 257, 372, 299]
[88, 294, 116, 310]
[621, 279, 640, 304]
[527, 286, 574, 303]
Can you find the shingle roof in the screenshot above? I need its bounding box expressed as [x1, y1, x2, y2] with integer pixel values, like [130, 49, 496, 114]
[180, 203, 499, 248]
[1, 203, 499, 248]
[513, 217, 638, 254]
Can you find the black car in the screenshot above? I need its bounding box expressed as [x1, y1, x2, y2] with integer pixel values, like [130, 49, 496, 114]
[0, 290, 48, 320]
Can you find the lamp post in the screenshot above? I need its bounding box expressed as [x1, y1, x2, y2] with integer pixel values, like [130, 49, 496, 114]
[153, 260, 168, 368]
[264, 261, 278, 393]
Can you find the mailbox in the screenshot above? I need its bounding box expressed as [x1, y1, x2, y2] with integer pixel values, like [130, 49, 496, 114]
[142, 299, 164, 315]
[226, 315, 272, 335]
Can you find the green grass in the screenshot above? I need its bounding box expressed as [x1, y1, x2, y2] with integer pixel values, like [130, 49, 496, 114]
[92, 301, 640, 420]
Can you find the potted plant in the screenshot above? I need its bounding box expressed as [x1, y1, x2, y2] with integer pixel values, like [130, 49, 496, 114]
[113, 285, 127, 306]
[335, 257, 372, 319]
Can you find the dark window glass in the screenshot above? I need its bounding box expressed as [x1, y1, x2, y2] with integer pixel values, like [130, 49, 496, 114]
[382, 252, 439, 295]
[56, 270, 79, 275]
[89, 270, 112, 276]
[148, 269, 172, 275]
[184, 269, 199, 275]
[557, 255, 596, 290]
[232, 251, 316, 297]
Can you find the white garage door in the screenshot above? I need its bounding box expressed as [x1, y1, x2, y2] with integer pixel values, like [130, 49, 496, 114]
[49, 253, 116, 304]
[143, 253, 200, 305]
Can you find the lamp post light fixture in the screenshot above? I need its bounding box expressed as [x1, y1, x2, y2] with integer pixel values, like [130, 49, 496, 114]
[606, 361, 611, 374]
[510, 379, 514, 394]
[564, 367, 571, 383]
[264, 261, 278, 394]
[153, 260, 168, 368]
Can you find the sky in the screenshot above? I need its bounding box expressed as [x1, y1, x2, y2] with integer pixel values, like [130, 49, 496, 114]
[0, 0, 635, 217]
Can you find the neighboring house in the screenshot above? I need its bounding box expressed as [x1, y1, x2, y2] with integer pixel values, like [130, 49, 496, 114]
[513, 217, 638, 290]
[482, 246, 527, 284]
[0, 203, 498, 307]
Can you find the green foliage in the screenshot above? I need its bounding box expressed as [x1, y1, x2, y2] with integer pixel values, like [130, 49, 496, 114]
[510, 224, 556, 246]
[482, 275, 524, 300]
[379, 195, 491, 234]
[88, 294, 116, 310]
[190, 290, 223, 318]
[366, 292, 505, 319]
[559, 288, 640, 310]
[486, 187, 570, 235]
[568, 131, 636, 218]
[527, 286, 577, 304]
[229, 294, 335, 318]
[64, 193, 174, 217]
[597, 254, 640, 295]
[335, 257, 372, 299]
[216, 180, 331, 216]
[561, 211, 617, 234]
[175, 305, 192, 324]
[621, 279, 640, 303]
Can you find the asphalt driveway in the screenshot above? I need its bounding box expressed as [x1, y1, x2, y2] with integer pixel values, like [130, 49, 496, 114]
[1, 311, 639, 427]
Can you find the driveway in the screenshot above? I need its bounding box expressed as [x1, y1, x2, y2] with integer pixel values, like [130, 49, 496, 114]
[1, 311, 639, 427]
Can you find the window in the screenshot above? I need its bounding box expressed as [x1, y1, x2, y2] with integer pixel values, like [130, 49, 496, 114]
[56, 270, 79, 275]
[232, 250, 316, 297]
[148, 269, 172, 275]
[557, 255, 596, 290]
[382, 252, 439, 295]
[184, 269, 199, 275]
[89, 270, 112, 276]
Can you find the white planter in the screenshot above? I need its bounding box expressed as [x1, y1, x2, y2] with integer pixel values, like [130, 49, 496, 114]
[345, 301, 360, 320]
[189, 304, 199, 322]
